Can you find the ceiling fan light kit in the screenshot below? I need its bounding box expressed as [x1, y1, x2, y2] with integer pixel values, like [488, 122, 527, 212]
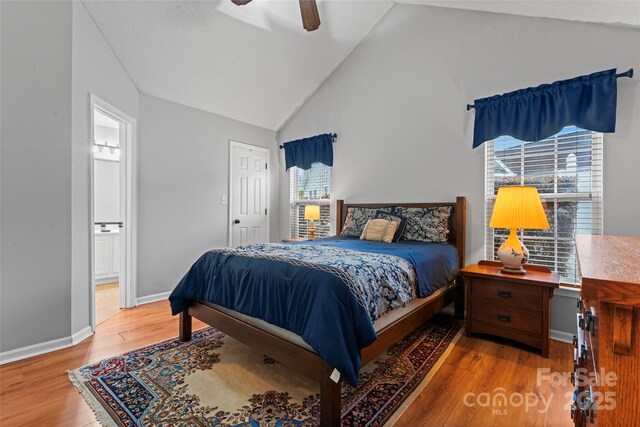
[230, 0, 321, 32]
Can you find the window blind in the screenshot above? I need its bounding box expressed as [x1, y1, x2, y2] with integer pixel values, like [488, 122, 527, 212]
[289, 163, 331, 238]
[485, 126, 603, 285]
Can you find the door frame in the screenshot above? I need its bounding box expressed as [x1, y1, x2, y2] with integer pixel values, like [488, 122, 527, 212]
[89, 94, 138, 331]
[228, 140, 270, 247]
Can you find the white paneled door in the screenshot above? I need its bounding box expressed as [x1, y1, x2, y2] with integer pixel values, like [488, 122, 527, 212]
[230, 142, 269, 246]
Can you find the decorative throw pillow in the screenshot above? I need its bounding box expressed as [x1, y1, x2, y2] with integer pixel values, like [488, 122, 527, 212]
[374, 210, 407, 242]
[360, 219, 399, 243]
[393, 206, 452, 243]
[340, 207, 393, 237]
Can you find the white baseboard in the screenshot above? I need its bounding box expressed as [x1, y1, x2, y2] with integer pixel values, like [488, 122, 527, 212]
[555, 286, 580, 298]
[136, 291, 171, 306]
[0, 324, 95, 365]
[551, 329, 574, 344]
[0, 325, 96, 365]
[0, 335, 73, 365]
[95, 277, 118, 286]
[2, 291, 170, 365]
[72, 326, 93, 345]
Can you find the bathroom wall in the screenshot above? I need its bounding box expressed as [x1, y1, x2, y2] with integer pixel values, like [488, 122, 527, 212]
[94, 160, 120, 223]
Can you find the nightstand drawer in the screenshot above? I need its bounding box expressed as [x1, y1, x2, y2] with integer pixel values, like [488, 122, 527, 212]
[470, 277, 542, 311]
[470, 301, 542, 335]
[462, 262, 558, 357]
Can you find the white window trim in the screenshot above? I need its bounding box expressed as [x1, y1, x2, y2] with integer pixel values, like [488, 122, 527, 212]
[289, 164, 331, 239]
[484, 129, 603, 285]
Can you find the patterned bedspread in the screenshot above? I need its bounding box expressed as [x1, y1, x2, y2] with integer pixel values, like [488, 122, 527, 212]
[211, 244, 417, 322]
[170, 241, 430, 386]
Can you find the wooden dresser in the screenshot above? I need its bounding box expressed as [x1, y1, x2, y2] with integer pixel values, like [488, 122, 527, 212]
[572, 235, 640, 426]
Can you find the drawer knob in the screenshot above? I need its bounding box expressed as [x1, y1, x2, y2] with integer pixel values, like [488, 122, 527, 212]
[570, 403, 577, 420]
[578, 314, 585, 330]
[497, 290, 512, 298]
[497, 313, 511, 322]
[585, 310, 595, 333]
[580, 343, 589, 363]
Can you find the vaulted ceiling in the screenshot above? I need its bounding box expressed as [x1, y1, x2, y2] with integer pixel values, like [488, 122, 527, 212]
[83, 1, 639, 131]
[82, 0, 394, 130]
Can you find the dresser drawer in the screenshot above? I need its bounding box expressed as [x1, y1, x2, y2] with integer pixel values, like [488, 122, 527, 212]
[470, 277, 543, 311]
[470, 300, 542, 335]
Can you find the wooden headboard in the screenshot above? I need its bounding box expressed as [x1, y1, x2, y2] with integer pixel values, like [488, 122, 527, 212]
[335, 197, 467, 269]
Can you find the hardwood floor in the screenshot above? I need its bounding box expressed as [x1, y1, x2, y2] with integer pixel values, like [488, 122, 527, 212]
[395, 330, 574, 426]
[95, 282, 121, 326]
[0, 301, 573, 426]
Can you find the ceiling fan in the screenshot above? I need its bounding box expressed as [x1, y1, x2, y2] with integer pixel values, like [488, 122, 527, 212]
[230, 0, 321, 31]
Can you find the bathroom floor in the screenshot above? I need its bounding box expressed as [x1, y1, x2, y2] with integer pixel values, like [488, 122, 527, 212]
[96, 283, 121, 325]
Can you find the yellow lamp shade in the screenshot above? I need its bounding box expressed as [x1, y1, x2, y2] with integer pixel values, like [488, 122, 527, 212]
[304, 205, 321, 220]
[490, 186, 550, 230]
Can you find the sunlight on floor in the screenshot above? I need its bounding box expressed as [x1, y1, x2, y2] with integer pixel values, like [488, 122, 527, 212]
[96, 283, 121, 325]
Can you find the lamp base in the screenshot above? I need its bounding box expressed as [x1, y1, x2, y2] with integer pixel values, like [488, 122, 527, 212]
[496, 228, 529, 275]
[500, 265, 526, 275]
[309, 220, 316, 240]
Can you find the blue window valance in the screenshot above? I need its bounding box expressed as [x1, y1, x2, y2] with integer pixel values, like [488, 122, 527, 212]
[283, 133, 335, 171]
[470, 68, 633, 149]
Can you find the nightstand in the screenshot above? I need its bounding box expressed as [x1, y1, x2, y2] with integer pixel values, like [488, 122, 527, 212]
[281, 237, 309, 242]
[461, 260, 559, 357]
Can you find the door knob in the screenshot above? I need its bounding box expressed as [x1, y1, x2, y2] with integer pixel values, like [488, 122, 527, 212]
[234, 219, 240, 224]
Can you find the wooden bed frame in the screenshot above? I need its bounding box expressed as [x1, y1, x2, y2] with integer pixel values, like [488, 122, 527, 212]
[179, 197, 466, 426]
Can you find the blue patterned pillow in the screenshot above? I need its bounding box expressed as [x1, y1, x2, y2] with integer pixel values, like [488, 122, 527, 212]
[374, 210, 407, 242]
[340, 207, 393, 238]
[393, 206, 451, 243]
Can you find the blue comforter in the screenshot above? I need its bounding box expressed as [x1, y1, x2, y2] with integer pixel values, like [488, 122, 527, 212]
[169, 237, 459, 386]
[292, 237, 459, 298]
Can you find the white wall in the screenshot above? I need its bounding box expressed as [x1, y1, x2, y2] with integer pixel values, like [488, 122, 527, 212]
[94, 124, 118, 147]
[137, 95, 279, 298]
[94, 160, 120, 222]
[71, 1, 139, 334]
[277, 4, 640, 335]
[2, 1, 281, 354]
[1, 1, 73, 352]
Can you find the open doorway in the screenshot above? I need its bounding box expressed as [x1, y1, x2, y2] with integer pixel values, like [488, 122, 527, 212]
[93, 108, 123, 325]
[90, 95, 137, 330]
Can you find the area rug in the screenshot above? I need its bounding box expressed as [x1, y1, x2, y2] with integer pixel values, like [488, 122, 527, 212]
[69, 314, 461, 426]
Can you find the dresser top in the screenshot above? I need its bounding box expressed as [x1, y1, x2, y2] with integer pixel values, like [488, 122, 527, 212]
[576, 234, 640, 304]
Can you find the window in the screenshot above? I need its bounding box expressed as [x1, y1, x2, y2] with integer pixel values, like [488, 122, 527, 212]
[485, 126, 603, 284]
[289, 163, 331, 238]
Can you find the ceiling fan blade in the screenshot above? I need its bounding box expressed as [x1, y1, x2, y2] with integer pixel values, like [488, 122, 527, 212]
[231, 0, 252, 5]
[299, 0, 321, 31]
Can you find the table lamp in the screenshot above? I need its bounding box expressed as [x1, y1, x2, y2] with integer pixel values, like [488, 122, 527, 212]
[304, 205, 321, 240]
[490, 186, 549, 275]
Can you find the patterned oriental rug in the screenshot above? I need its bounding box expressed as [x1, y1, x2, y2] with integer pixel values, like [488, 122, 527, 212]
[69, 315, 461, 426]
